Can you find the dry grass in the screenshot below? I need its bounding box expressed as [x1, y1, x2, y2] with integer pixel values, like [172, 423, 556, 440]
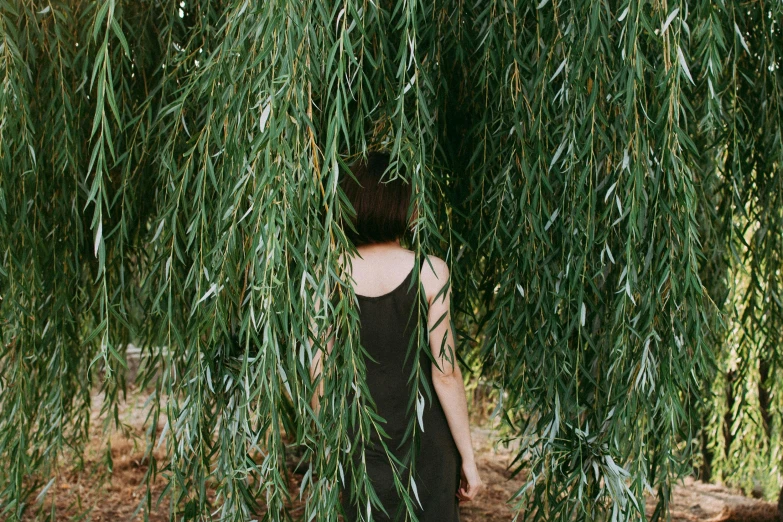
[14, 388, 527, 521]
[11, 387, 780, 522]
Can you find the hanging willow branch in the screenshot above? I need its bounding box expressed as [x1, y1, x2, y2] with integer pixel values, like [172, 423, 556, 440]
[0, 0, 781, 520]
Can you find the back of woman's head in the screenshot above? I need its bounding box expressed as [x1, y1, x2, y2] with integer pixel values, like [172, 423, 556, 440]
[339, 150, 412, 247]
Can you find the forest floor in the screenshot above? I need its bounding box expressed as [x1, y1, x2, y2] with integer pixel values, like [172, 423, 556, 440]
[14, 388, 780, 522]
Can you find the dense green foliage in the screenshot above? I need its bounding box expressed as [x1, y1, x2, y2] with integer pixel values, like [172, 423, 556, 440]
[0, 0, 781, 520]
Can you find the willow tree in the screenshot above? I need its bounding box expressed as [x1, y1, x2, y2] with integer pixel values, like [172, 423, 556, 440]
[1, 0, 781, 521]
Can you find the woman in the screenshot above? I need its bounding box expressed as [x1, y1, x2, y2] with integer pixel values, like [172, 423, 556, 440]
[310, 150, 482, 521]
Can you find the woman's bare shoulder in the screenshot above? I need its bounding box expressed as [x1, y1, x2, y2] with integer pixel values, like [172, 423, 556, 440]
[420, 253, 447, 274]
[419, 254, 449, 305]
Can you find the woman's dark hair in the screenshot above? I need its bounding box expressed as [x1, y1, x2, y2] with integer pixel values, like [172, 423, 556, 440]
[339, 150, 413, 247]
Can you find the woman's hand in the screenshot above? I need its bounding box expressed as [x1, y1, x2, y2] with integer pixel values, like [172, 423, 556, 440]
[456, 458, 483, 502]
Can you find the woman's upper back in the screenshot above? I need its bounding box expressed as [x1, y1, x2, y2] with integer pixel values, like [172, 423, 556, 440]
[342, 245, 448, 305]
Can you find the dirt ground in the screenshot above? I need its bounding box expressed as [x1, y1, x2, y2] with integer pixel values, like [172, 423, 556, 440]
[13, 389, 781, 522]
[649, 478, 780, 522]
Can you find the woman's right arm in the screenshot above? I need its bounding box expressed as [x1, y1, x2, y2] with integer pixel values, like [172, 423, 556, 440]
[425, 258, 483, 502]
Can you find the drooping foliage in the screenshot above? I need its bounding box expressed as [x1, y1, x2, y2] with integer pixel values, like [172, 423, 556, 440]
[0, 0, 781, 520]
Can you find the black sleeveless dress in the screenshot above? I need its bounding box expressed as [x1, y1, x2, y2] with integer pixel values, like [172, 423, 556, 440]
[339, 254, 462, 522]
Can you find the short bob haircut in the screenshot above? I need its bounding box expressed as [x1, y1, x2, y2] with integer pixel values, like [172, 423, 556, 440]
[339, 150, 413, 247]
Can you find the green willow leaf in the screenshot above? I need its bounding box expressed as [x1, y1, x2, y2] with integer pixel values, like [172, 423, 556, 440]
[1, 0, 782, 521]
